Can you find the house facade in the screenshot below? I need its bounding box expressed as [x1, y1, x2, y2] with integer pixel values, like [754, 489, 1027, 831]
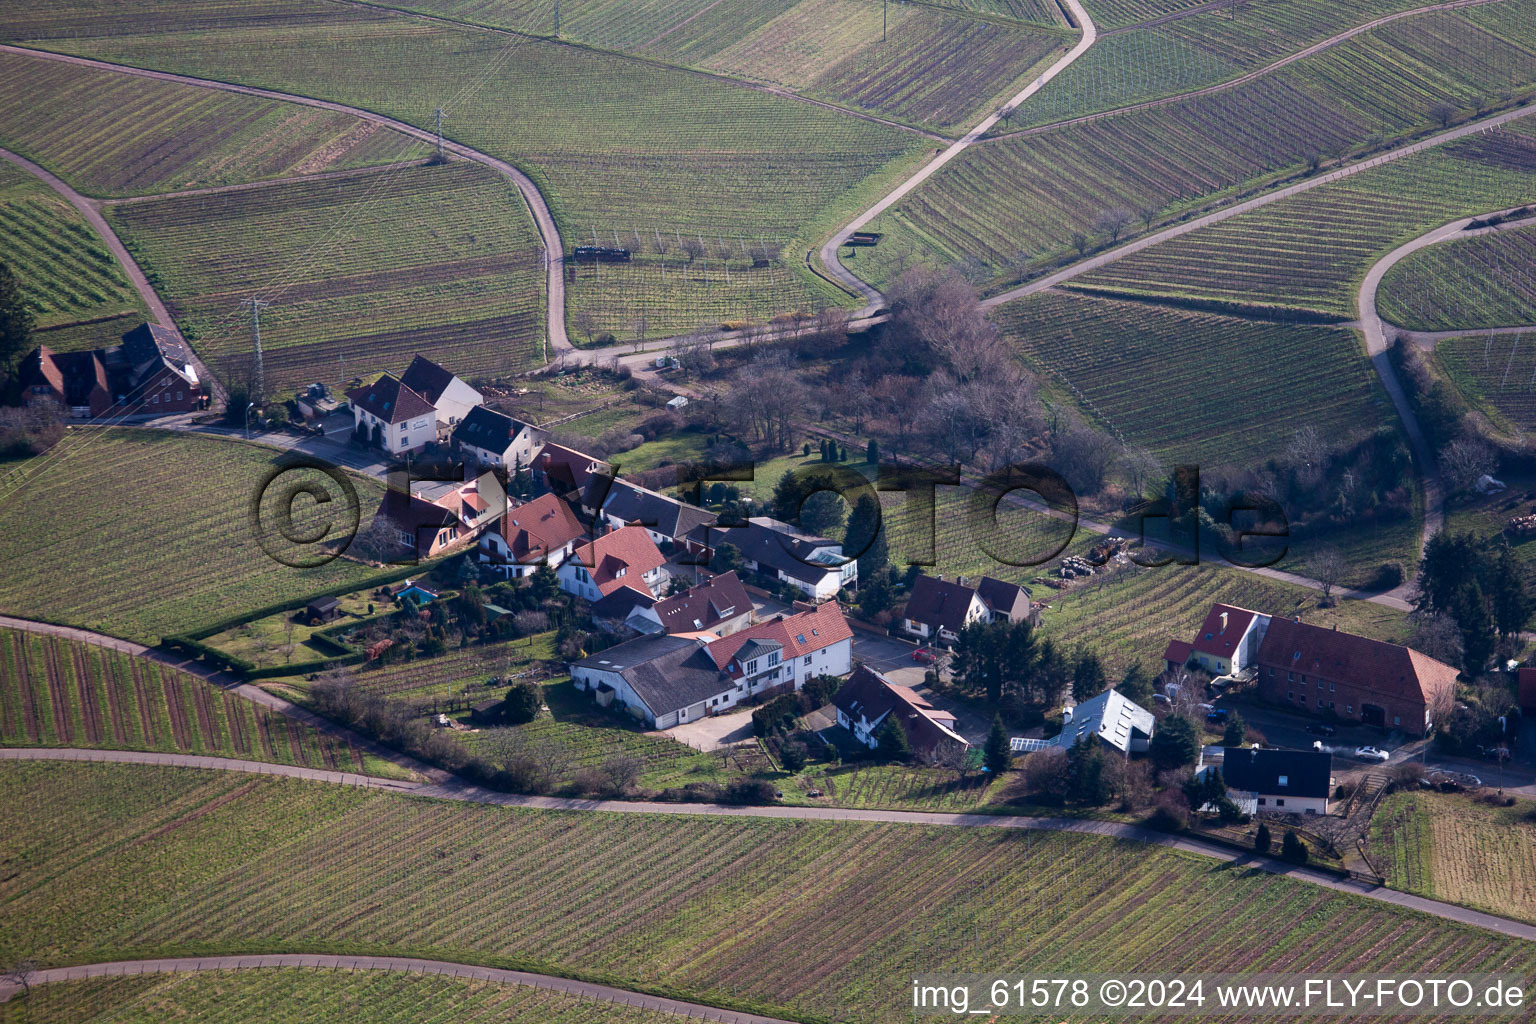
[627, 571, 753, 636]
[1184, 604, 1270, 677]
[19, 323, 203, 419]
[400, 354, 483, 439]
[558, 525, 670, 603]
[376, 470, 504, 560]
[686, 516, 855, 601]
[453, 405, 544, 471]
[1253, 617, 1456, 736]
[1052, 688, 1155, 755]
[597, 479, 717, 549]
[701, 601, 853, 700]
[479, 492, 586, 578]
[347, 374, 438, 454]
[833, 664, 969, 760]
[1218, 746, 1332, 815]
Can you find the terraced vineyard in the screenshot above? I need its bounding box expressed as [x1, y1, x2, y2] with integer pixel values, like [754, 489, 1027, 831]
[0, 971, 707, 1024]
[107, 161, 545, 392]
[0, 971, 711, 1024]
[1433, 331, 1536, 432]
[1079, 126, 1536, 316]
[0, 627, 370, 772]
[8, 762, 1534, 1024]
[0, 164, 143, 330]
[0, 48, 427, 197]
[1371, 791, 1536, 925]
[0, 430, 389, 644]
[865, 5, 1536, 286]
[992, 290, 1393, 465]
[1379, 221, 1536, 331]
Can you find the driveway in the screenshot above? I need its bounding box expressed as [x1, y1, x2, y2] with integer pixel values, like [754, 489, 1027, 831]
[669, 708, 756, 751]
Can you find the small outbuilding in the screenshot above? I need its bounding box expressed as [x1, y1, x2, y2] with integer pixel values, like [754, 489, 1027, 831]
[304, 596, 343, 624]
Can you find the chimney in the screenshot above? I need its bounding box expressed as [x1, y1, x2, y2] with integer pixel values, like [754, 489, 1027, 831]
[1294, 616, 1301, 624]
[1219, 611, 1228, 632]
[1333, 623, 1338, 631]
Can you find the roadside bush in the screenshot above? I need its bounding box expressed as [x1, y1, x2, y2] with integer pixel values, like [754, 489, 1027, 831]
[1281, 831, 1308, 864]
[1147, 790, 1190, 831]
[1369, 562, 1405, 592]
[502, 681, 543, 724]
[1254, 823, 1272, 854]
[723, 778, 778, 805]
[571, 766, 618, 798]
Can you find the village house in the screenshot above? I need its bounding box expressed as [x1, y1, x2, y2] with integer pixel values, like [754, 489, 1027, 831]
[18, 323, 204, 419]
[347, 355, 483, 454]
[591, 478, 716, 549]
[1252, 616, 1456, 736]
[832, 664, 969, 761]
[452, 405, 545, 471]
[626, 570, 753, 637]
[685, 516, 855, 601]
[375, 469, 505, 560]
[1012, 688, 1155, 757]
[399, 354, 483, 439]
[1214, 746, 1333, 815]
[558, 525, 670, 603]
[533, 442, 609, 502]
[568, 602, 852, 728]
[1163, 603, 1270, 678]
[899, 573, 1036, 644]
[479, 492, 586, 578]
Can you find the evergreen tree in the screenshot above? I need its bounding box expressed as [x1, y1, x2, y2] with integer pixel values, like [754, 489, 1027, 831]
[709, 542, 744, 575]
[1222, 711, 1247, 747]
[953, 620, 1009, 704]
[984, 714, 1012, 775]
[875, 716, 912, 761]
[502, 681, 543, 724]
[1118, 660, 1153, 703]
[845, 493, 889, 580]
[866, 439, 879, 465]
[1072, 650, 1107, 703]
[1254, 823, 1272, 854]
[859, 566, 895, 616]
[1281, 831, 1308, 864]
[1067, 737, 1110, 805]
[1149, 714, 1199, 770]
[800, 489, 846, 537]
[0, 261, 33, 384]
[528, 561, 560, 602]
[1492, 545, 1533, 637]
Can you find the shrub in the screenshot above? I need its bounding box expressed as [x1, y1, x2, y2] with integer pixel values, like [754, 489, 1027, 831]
[1148, 790, 1190, 831]
[502, 681, 543, 725]
[1369, 562, 1405, 591]
[1254, 823, 1272, 854]
[571, 766, 618, 798]
[778, 741, 809, 772]
[1281, 831, 1308, 864]
[724, 778, 778, 805]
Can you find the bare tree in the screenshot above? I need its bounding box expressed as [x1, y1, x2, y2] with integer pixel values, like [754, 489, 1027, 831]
[1430, 100, 1456, 128]
[674, 331, 716, 378]
[349, 512, 406, 563]
[282, 614, 299, 663]
[574, 310, 596, 345]
[1048, 414, 1117, 496]
[602, 752, 643, 792]
[1093, 207, 1133, 244]
[2, 959, 36, 999]
[680, 237, 706, 265]
[1408, 611, 1463, 667]
[1120, 447, 1163, 500]
[1287, 425, 1330, 488]
[1308, 546, 1348, 606]
[1439, 438, 1495, 495]
[632, 315, 648, 353]
[1070, 231, 1090, 257]
[1138, 206, 1157, 231]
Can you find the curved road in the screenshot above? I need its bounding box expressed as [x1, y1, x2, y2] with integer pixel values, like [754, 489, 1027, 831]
[0, 44, 570, 355]
[6, 744, 1536, 942]
[0, 954, 798, 1023]
[987, 0, 1507, 143]
[817, 0, 1099, 312]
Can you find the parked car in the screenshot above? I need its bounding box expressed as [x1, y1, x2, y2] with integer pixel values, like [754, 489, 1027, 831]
[1153, 693, 1172, 706]
[912, 648, 939, 664]
[1354, 745, 1389, 762]
[1205, 708, 1229, 723]
[1306, 723, 1337, 736]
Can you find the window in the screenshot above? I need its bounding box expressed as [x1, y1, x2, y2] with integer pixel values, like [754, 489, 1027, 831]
[1393, 715, 1401, 727]
[399, 437, 408, 447]
[804, 655, 812, 665]
[176, 391, 183, 401]
[768, 652, 780, 667]
[1276, 799, 1285, 807]
[1287, 691, 1294, 701]
[746, 660, 758, 674]
[1287, 671, 1294, 682]
[1317, 699, 1324, 708]
[1257, 798, 1266, 806]
[1346, 704, 1353, 714]
[1278, 775, 1289, 787]
[1301, 674, 1307, 684]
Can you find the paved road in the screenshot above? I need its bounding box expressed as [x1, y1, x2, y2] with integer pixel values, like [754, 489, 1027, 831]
[0, 955, 799, 1023]
[0, 747, 417, 790]
[816, 0, 1099, 313]
[0, 614, 439, 782]
[989, 0, 1507, 142]
[0, 43, 570, 355]
[7, 743, 1536, 942]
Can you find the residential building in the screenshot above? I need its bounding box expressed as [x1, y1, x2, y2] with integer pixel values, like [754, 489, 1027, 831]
[568, 601, 852, 728]
[558, 525, 669, 603]
[1179, 603, 1270, 677]
[1253, 617, 1457, 736]
[1217, 746, 1333, 815]
[1051, 688, 1155, 756]
[19, 323, 204, 419]
[900, 574, 1036, 643]
[685, 516, 855, 601]
[399, 354, 483, 438]
[533, 442, 608, 500]
[627, 571, 753, 636]
[832, 665, 969, 761]
[374, 470, 504, 560]
[596, 478, 716, 549]
[453, 405, 545, 471]
[479, 492, 586, 578]
[347, 374, 438, 454]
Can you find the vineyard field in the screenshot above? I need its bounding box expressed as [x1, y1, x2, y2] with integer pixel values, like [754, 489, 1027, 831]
[6, 762, 1533, 1024]
[31, 8, 924, 270]
[991, 290, 1393, 466]
[0, 164, 143, 329]
[0, 430, 390, 644]
[872, 8, 1536, 283]
[1078, 127, 1536, 317]
[0, 627, 373, 773]
[0, 48, 427, 198]
[1371, 791, 1536, 925]
[107, 161, 545, 393]
[1433, 331, 1536, 433]
[0, 970, 712, 1024]
[1379, 221, 1536, 332]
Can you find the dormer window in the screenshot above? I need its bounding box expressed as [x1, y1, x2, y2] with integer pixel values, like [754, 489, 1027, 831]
[1278, 775, 1289, 787]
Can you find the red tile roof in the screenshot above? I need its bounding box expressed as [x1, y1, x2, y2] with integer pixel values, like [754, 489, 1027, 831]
[1256, 617, 1459, 707]
[347, 373, 436, 424]
[497, 493, 585, 564]
[569, 525, 667, 598]
[706, 601, 852, 673]
[1162, 639, 1194, 665]
[1191, 604, 1260, 659]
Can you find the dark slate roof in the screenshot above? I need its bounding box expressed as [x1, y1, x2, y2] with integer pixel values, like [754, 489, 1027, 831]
[976, 576, 1030, 618]
[903, 575, 978, 633]
[347, 374, 436, 425]
[591, 586, 655, 621]
[691, 517, 843, 584]
[1220, 746, 1331, 799]
[573, 634, 727, 718]
[399, 354, 458, 405]
[653, 571, 750, 633]
[453, 405, 536, 455]
[120, 322, 188, 367]
[832, 665, 967, 757]
[601, 479, 716, 540]
[306, 596, 341, 614]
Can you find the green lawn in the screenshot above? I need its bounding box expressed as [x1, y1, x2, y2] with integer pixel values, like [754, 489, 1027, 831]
[0, 164, 144, 330]
[0, 970, 708, 1024]
[0, 430, 392, 645]
[6, 761, 1535, 1024]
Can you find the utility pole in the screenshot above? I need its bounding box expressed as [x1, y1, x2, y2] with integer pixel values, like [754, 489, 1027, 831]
[883, 0, 887, 41]
[243, 298, 270, 407]
[433, 107, 445, 162]
[553, 0, 560, 37]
